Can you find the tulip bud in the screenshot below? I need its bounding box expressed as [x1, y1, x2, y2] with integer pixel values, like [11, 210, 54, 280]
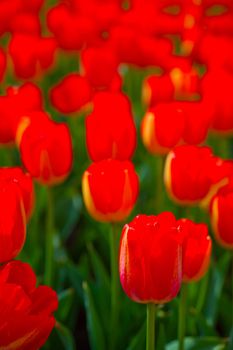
[81, 46, 119, 89]
[0, 167, 34, 219]
[82, 160, 139, 222]
[0, 82, 43, 145]
[210, 181, 233, 249]
[9, 34, 56, 79]
[141, 103, 185, 155]
[50, 74, 92, 114]
[119, 212, 182, 303]
[164, 145, 226, 205]
[0, 260, 58, 349]
[179, 219, 212, 282]
[142, 74, 174, 107]
[18, 112, 73, 185]
[0, 186, 26, 263]
[86, 92, 136, 161]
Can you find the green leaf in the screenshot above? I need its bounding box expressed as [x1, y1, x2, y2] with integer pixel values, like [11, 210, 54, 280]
[56, 322, 76, 350]
[87, 243, 110, 292]
[166, 337, 228, 350]
[57, 289, 75, 322]
[126, 322, 146, 350]
[204, 254, 231, 325]
[83, 281, 106, 350]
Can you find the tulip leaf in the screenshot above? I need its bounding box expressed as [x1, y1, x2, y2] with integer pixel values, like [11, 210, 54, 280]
[204, 253, 231, 325]
[126, 322, 146, 350]
[166, 337, 228, 350]
[57, 288, 75, 322]
[83, 281, 106, 350]
[87, 243, 110, 293]
[55, 322, 76, 350]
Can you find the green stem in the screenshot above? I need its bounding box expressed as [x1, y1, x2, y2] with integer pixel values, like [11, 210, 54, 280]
[110, 223, 119, 350]
[44, 187, 54, 286]
[155, 156, 165, 213]
[178, 283, 188, 350]
[146, 303, 156, 350]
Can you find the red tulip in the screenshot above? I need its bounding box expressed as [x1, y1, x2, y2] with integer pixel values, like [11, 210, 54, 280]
[86, 92, 136, 161]
[0, 167, 34, 219]
[81, 46, 119, 89]
[50, 74, 92, 114]
[142, 74, 174, 107]
[177, 100, 212, 145]
[179, 219, 212, 282]
[9, 34, 57, 79]
[164, 145, 226, 205]
[210, 180, 233, 249]
[18, 112, 73, 185]
[201, 68, 233, 132]
[119, 212, 182, 303]
[10, 13, 41, 35]
[0, 185, 26, 263]
[0, 260, 58, 350]
[82, 160, 139, 222]
[0, 82, 43, 144]
[141, 103, 185, 155]
[47, 4, 96, 51]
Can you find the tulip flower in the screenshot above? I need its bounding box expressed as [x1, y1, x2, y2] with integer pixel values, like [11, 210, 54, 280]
[141, 103, 185, 155]
[17, 112, 73, 185]
[201, 68, 233, 132]
[119, 212, 182, 303]
[50, 74, 92, 114]
[86, 92, 136, 161]
[0, 167, 34, 219]
[142, 74, 174, 107]
[47, 4, 96, 51]
[164, 145, 225, 205]
[82, 159, 139, 222]
[179, 219, 212, 282]
[0, 82, 43, 144]
[210, 180, 233, 249]
[9, 34, 57, 79]
[177, 100, 212, 145]
[0, 185, 26, 263]
[0, 260, 58, 349]
[119, 212, 182, 350]
[81, 46, 119, 89]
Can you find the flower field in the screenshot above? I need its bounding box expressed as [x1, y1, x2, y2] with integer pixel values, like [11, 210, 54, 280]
[0, 0, 232, 349]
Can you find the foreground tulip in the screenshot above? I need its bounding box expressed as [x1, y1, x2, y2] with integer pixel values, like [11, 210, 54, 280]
[0, 167, 34, 219]
[141, 103, 185, 155]
[119, 213, 182, 350]
[179, 219, 212, 282]
[210, 181, 233, 249]
[86, 92, 136, 161]
[50, 74, 92, 114]
[0, 185, 26, 263]
[0, 260, 58, 349]
[82, 160, 139, 222]
[17, 112, 73, 185]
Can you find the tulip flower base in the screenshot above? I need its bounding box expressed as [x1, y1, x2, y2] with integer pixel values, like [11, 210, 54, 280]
[0, 0, 233, 349]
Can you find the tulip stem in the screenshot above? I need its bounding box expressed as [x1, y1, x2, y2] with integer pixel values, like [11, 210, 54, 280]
[44, 187, 54, 286]
[110, 223, 119, 350]
[146, 303, 156, 350]
[178, 283, 188, 350]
